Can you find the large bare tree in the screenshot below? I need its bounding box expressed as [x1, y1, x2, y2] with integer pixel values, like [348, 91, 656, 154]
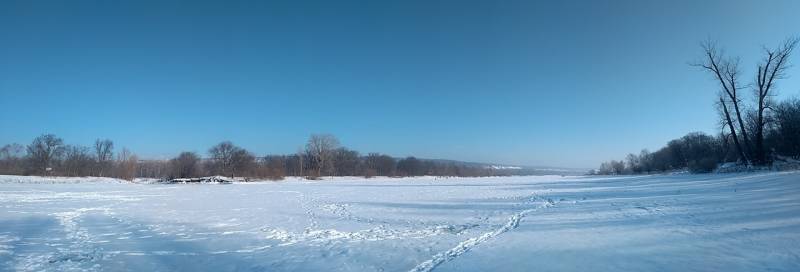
[696, 41, 751, 164]
[230, 148, 255, 178]
[305, 134, 339, 178]
[94, 139, 114, 176]
[26, 134, 65, 175]
[208, 141, 254, 178]
[753, 38, 798, 164]
[209, 141, 237, 177]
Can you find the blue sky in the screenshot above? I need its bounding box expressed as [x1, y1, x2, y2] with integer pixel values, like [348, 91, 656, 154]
[1, 0, 799, 168]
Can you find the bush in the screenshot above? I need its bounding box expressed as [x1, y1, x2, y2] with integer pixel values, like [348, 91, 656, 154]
[688, 157, 718, 173]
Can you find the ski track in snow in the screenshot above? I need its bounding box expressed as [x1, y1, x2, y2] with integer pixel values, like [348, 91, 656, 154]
[409, 197, 559, 272]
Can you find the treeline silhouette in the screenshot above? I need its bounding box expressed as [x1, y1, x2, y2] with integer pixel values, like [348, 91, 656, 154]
[596, 37, 800, 174]
[0, 133, 497, 180]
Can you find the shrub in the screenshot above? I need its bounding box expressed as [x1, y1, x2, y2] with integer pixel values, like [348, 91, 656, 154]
[688, 157, 718, 173]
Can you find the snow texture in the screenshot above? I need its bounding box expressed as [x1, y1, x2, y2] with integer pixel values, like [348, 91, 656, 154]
[1, 172, 799, 271]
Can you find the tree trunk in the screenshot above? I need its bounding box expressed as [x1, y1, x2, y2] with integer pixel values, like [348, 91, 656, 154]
[755, 97, 766, 164]
[731, 93, 753, 160]
[721, 97, 749, 163]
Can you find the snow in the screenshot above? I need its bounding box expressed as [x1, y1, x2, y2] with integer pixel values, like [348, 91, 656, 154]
[1, 172, 799, 271]
[485, 165, 522, 170]
[0, 175, 132, 184]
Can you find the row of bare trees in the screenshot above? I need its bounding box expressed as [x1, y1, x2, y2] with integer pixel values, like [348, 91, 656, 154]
[596, 37, 800, 174]
[295, 134, 492, 178]
[1, 133, 496, 180]
[159, 134, 493, 180]
[0, 134, 138, 179]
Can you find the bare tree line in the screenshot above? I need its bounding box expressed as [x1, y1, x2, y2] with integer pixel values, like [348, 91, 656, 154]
[0, 134, 140, 180]
[597, 37, 800, 174]
[0, 133, 498, 180]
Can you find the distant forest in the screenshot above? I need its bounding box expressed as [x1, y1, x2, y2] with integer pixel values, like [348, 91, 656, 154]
[596, 38, 800, 174]
[0, 133, 533, 180]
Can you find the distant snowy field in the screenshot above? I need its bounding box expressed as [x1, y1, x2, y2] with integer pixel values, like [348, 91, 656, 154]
[1, 173, 799, 271]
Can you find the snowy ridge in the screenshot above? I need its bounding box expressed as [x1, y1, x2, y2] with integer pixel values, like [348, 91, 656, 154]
[409, 197, 557, 272]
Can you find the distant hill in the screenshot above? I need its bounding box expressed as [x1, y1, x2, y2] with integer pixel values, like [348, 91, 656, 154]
[418, 158, 588, 176]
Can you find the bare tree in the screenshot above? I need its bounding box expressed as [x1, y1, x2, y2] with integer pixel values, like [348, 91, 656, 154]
[305, 134, 339, 178]
[0, 143, 25, 175]
[171, 152, 201, 178]
[638, 149, 653, 173]
[753, 37, 798, 164]
[64, 145, 94, 177]
[0, 143, 23, 159]
[115, 148, 137, 181]
[26, 134, 66, 175]
[137, 160, 170, 178]
[94, 139, 114, 176]
[397, 156, 423, 176]
[208, 141, 254, 178]
[209, 141, 238, 177]
[695, 41, 751, 164]
[296, 148, 305, 177]
[625, 153, 640, 173]
[365, 153, 395, 177]
[333, 148, 360, 176]
[611, 160, 626, 175]
[230, 148, 255, 178]
[261, 156, 286, 180]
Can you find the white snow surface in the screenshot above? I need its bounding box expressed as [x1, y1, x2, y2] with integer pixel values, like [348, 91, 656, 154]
[1, 172, 799, 271]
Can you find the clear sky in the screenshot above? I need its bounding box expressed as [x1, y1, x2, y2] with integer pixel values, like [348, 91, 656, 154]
[1, 0, 799, 168]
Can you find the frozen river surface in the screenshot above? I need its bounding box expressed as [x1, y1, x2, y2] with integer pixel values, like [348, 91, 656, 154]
[1, 173, 799, 271]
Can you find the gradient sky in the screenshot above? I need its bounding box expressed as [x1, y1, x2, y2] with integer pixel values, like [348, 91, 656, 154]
[1, 0, 799, 168]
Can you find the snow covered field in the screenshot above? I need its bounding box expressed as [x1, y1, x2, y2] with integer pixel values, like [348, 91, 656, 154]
[1, 172, 799, 271]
